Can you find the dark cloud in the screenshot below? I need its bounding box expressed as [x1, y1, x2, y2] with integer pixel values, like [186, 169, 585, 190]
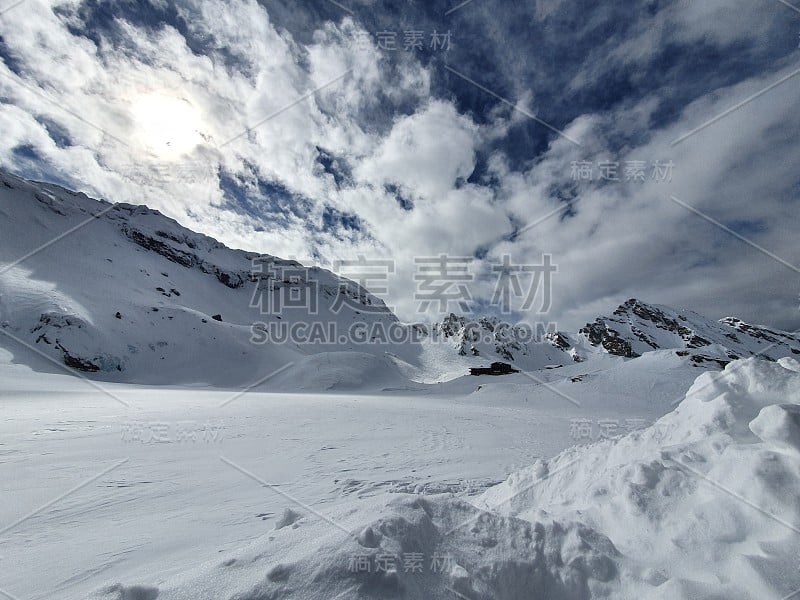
[321, 204, 362, 233]
[218, 166, 312, 225]
[315, 146, 353, 189]
[54, 0, 255, 75]
[384, 183, 414, 211]
[0, 33, 25, 77]
[34, 116, 73, 148]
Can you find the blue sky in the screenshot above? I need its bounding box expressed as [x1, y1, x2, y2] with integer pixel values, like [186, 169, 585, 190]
[0, 0, 798, 330]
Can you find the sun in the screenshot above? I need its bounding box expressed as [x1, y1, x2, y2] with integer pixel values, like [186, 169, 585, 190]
[131, 92, 204, 160]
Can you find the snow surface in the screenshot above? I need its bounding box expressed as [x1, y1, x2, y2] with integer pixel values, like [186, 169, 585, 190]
[0, 347, 691, 600]
[4, 354, 800, 599]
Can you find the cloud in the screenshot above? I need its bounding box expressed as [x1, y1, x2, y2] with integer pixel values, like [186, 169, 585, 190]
[486, 61, 800, 330]
[0, 0, 797, 331]
[355, 100, 478, 199]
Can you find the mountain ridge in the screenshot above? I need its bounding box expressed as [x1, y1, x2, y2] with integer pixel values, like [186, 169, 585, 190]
[1, 170, 797, 386]
[578, 297, 799, 365]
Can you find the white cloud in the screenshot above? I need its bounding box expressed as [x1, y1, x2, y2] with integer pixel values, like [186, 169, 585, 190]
[355, 100, 479, 199]
[0, 0, 797, 331]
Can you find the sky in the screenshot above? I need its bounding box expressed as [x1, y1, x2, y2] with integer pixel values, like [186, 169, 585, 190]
[0, 0, 798, 331]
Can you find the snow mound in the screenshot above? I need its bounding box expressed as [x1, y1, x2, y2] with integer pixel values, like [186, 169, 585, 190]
[101, 584, 159, 600]
[478, 357, 800, 598]
[274, 507, 304, 530]
[90, 495, 627, 600]
[270, 352, 418, 392]
[85, 358, 800, 599]
[750, 404, 800, 452]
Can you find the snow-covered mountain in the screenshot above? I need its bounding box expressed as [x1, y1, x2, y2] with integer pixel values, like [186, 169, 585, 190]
[0, 170, 575, 386]
[0, 171, 797, 387]
[0, 170, 412, 386]
[577, 298, 799, 366]
[426, 313, 574, 366]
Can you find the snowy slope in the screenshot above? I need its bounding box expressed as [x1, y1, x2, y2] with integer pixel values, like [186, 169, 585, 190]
[0, 171, 429, 386]
[0, 345, 690, 600]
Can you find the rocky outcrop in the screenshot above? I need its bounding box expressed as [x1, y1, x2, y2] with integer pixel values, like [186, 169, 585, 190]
[579, 320, 639, 358]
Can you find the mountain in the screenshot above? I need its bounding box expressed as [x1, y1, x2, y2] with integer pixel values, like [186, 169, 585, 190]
[0, 171, 573, 386]
[578, 298, 800, 366]
[0, 170, 409, 386]
[1, 170, 797, 387]
[426, 313, 574, 365]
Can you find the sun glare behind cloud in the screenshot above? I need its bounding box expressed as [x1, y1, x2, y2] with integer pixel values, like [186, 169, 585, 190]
[130, 92, 204, 160]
